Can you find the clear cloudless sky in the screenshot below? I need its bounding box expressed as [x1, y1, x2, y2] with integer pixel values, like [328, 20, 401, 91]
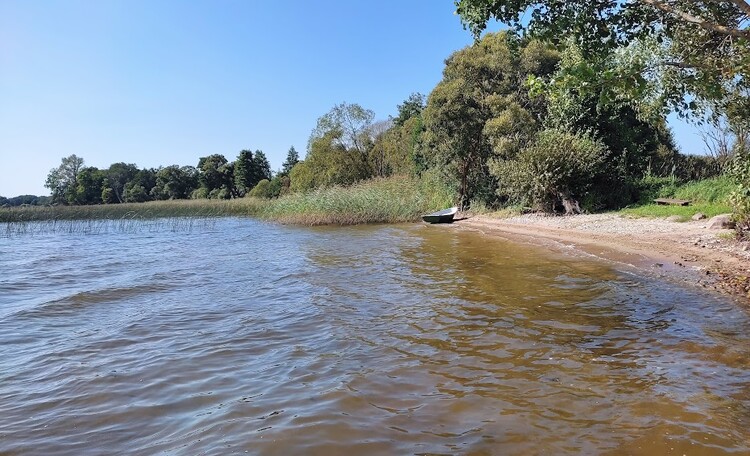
[0, 0, 704, 197]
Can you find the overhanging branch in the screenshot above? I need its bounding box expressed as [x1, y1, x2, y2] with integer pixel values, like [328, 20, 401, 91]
[638, 0, 750, 38]
[727, 0, 750, 19]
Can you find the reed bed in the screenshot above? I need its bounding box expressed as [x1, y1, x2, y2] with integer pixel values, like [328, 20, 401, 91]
[255, 174, 454, 225]
[1, 175, 453, 234]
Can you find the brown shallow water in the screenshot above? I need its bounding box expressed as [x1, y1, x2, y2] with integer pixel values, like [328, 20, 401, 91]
[1, 218, 749, 455]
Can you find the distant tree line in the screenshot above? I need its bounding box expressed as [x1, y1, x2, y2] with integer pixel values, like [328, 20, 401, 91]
[0, 195, 52, 207]
[36, 147, 301, 205]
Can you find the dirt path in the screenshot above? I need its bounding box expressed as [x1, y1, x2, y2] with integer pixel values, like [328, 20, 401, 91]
[454, 214, 750, 301]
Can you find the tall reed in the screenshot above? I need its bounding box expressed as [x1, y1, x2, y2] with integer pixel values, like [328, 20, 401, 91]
[254, 174, 454, 225]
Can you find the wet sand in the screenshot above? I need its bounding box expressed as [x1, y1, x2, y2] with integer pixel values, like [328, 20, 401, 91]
[455, 214, 750, 301]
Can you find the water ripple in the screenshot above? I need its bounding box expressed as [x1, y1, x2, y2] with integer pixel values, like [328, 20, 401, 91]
[0, 219, 749, 455]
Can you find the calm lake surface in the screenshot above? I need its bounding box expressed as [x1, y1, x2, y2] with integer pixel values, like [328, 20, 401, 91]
[1, 218, 749, 455]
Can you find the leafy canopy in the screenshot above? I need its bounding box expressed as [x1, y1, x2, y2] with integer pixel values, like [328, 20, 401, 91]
[455, 0, 750, 117]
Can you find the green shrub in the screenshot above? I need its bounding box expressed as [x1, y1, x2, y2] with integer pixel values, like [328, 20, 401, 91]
[490, 129, 608, 212]
[727, 152, 750, 238]
[248, 179, 274, 199]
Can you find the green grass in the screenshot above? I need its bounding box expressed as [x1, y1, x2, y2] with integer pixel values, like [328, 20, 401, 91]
[618, 203, 732, 219]
[670, 176, 735, 203]
[0, 174, 454, 233]
[618, 176, 734, 220]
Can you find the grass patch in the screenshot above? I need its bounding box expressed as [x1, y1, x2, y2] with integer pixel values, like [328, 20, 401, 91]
[671, 176, 735, 203]
[618, 203, 732, 219]
[634, 175, 734, 205]
[619, 176, 734, 220]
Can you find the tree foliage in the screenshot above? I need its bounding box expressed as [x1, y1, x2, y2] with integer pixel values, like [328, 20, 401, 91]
[103, 163, 139, 204]
[422, 32, 560, 207]
[152, 166, 198, 200]
[197, 154, 234, 198]
[45, 154, 85, 204]
[392, 93, 426, 127]
[253, 151, 272, 185]
[309, 102, 375, 155]
[280, 146, 300, 176]
[248, 179, 274, 198]
[233, 150, 255, 196]
[727, 150, 750, 237]
[290, 132, 371, 192]
[490, 129, 609, 212]
[455, 0, 750, 118]
[73, 167, 105, 204]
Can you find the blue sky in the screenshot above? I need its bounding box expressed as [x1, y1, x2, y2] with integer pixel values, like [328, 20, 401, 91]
[0, 0, 703, 197]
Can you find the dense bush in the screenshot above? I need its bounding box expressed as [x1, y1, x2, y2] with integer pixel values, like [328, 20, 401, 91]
[727, 152, 750, 238]
[490, 129, 608, 212]
[248, 179, 274, 199]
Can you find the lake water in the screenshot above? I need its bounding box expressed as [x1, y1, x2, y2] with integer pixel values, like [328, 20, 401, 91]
[1, 218, 749, 455]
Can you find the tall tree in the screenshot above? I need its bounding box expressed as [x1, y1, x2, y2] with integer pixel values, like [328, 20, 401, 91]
[290, 132, 371, 192]
[252, 150, 272, 184]
[73, 167, 105, 204]
[103, 163, 139, 204]
[197, 154, 230, 192]
[123, 168, 157, 203]
[280, 146, 300, 176]
[422, 32, 559, 207]
[392, 93, 426, 127]
[233, 149, 255, 196]
[45, 154, 85, 204]
[152, 165, 198, 200]
[309, 102, 375, 155]
[366, 120, 394, 177]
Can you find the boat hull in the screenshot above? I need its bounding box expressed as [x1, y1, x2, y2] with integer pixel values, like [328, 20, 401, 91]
[422, 207, 458, 224]
[422, 214, 455, 224]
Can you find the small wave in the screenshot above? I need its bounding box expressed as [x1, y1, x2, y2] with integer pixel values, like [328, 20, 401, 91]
[13, 284, 172, 320]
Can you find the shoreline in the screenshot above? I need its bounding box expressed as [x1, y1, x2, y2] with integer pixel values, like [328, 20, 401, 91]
[453, 213, 750, 302]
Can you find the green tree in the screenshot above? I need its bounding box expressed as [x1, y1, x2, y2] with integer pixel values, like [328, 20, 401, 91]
[280, 146, 300, 176]
[123, 168, 156, 203]
[290, 132, 371, 192]
[152, 165, 198, 200]
[392, 93, 426, 127]
[233, 149, 255, 196]
[73, 167, 105, 204]
[268, 175, 285, 197]
[366, 120, 394, 178]
[103, 163, 139, 203]
[310, 102, 375, 156]
[252, 151, 272, 184]
[248, 179, 273, 198]
[123, 184, 149, 203]
[422, 32, 560, 207]
[101, 186, 116, 204]
[455, 0, 750, 118]
[197, 154, 234, 197]
[45, 154, 85, 204]
[728, 150, 750, 238]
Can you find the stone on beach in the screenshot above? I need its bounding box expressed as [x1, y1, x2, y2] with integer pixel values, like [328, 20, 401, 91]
[707, 214, 736, 230]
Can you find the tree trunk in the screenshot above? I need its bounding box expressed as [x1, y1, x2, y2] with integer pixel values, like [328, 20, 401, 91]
[560, 192, 582, 215]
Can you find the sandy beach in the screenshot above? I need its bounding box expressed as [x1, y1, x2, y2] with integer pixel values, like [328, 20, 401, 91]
[455, 213, 750, 301]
